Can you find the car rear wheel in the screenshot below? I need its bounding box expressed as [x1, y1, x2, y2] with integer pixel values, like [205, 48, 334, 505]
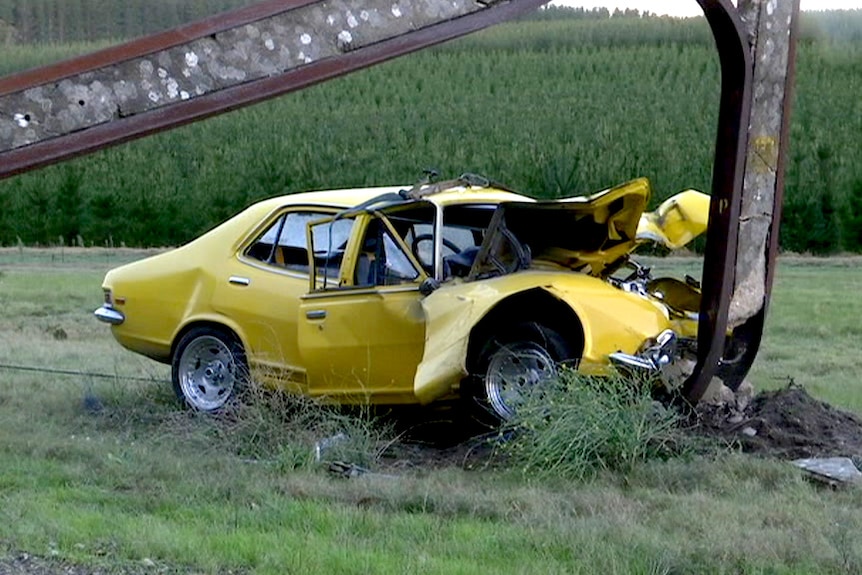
[172, 326, 247, 412]
[470, 322, 575, 423]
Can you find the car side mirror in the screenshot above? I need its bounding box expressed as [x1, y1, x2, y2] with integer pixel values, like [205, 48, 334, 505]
[419, 277, 441, 296]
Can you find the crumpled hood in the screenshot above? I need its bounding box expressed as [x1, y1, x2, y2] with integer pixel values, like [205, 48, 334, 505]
[465, 179, 710, 280]
[468, 178, 651, 278]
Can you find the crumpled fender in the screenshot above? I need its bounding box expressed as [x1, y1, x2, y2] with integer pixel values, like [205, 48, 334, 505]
[412, 272, 673, 404]
[637, 190, 710, 250]
[543, 283, 671, 365]
[413, 282, 499, 404]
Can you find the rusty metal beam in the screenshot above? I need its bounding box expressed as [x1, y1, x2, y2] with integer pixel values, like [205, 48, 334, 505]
[0, 0, 547, 180]
[681, 0, 752, 403]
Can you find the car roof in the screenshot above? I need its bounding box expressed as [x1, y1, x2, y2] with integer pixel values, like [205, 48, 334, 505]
[249, 184, 535, 214]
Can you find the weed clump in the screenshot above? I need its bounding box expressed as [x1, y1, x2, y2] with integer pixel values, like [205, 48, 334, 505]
[500, 371, 689, 480]
[168, 382, 394, 472]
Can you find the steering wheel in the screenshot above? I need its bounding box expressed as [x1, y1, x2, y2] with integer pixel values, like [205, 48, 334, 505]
[411, 233, 461, 268]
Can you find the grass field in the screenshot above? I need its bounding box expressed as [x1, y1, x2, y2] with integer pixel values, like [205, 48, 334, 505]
[1, 250, 861, 574]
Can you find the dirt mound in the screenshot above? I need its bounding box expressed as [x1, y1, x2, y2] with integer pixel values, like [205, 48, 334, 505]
[695, 386, 862, 460]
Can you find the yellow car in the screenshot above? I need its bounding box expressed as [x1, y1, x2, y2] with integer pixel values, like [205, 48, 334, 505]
[94, 174, 709, 421]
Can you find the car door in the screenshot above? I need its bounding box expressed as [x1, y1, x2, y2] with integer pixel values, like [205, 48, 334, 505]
[297, 209, 431, 403]
[212, 208, 351, 390]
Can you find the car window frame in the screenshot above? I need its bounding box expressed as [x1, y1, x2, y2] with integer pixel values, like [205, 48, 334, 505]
[238, 206, 343, 279]
[305, 214, 360, 290]
[307, 211, 428, 293]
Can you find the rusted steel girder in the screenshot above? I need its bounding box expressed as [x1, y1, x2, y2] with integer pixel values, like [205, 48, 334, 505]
[680, 0, 752, 403]
[0, 0, 547, 179]
[682, 0, 799, 402]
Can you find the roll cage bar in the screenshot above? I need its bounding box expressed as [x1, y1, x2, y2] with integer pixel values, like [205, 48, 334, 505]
[0, 0, 800, 403]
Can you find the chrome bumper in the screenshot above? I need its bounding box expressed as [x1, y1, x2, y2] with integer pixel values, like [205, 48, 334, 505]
[609, 330, 677, 375]
[94, 305, 125, 325]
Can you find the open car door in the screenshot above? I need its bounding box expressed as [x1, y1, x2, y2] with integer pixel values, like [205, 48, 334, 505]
[297, 209, 431, 403]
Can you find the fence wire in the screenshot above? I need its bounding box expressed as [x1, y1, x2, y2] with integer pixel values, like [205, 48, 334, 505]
[0, 362, 170, 384]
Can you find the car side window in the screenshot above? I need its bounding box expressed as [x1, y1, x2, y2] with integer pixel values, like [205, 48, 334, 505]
[245, 211, 351, 274]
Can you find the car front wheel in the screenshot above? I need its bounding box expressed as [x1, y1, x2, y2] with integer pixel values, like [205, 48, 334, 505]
[172, 326, 247, 412]
[471, 322, 575, 423]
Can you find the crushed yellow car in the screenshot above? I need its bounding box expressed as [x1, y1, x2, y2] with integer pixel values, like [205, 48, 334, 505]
[94, 175, 709, 421]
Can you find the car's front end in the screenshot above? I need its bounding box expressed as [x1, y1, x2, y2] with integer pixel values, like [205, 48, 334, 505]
[416, 178, 709, 407]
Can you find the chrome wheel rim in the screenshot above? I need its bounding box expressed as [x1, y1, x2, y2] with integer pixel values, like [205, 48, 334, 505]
[484, 342, 557, 421]
[178, 335, 238, 411]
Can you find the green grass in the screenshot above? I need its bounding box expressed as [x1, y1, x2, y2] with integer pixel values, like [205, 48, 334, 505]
[1, 253, 862, 573]
[749, 257, 862, 412]
[501, 372, 689, 481]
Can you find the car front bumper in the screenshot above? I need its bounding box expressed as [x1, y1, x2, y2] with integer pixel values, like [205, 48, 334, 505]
[608, 329, 678, 375]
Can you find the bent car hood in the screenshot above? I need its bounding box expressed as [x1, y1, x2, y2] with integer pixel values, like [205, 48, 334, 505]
[467, 178, 651, 279]
[465, 180, 710, 281]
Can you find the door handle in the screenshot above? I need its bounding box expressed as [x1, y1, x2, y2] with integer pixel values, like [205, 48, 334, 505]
[229, 276, 250, 286]
[306, 310, 327, 320]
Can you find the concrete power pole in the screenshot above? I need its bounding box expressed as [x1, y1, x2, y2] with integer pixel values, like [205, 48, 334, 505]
[714, 0, 800, 396]
[731, 0, 799, 329]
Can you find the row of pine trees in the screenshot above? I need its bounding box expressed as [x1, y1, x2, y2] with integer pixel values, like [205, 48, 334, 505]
[0, 0, 256, 43]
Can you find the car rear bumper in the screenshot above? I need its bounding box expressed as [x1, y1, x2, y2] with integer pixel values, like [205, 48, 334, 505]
[94, 305, 125, 325]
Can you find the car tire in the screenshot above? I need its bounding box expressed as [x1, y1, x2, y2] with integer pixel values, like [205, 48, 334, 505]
[469, 322, 575, 424]
[171, 326, 248, 412]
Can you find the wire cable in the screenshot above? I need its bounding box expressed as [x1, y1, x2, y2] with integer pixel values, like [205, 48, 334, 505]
[0, 362, 169, 384]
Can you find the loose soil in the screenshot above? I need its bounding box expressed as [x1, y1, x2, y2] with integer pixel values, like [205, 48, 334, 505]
[693, 385, 862, 461]
[0, 553, 154, 575]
